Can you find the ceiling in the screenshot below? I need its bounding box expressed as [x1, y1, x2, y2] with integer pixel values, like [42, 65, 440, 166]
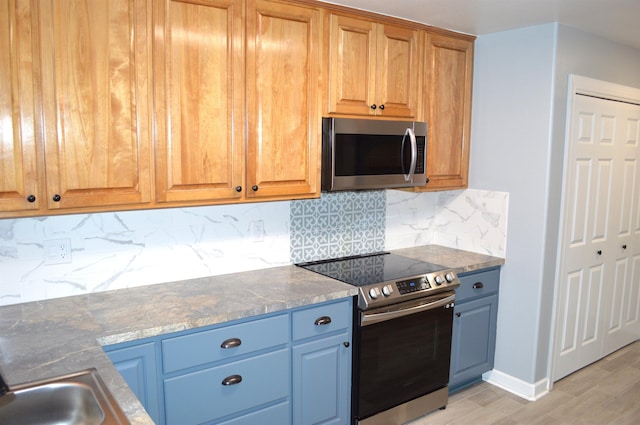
[321, 0, 640, 50]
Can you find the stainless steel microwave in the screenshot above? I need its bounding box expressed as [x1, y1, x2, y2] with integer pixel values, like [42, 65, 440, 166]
[321, 117, 427, 191]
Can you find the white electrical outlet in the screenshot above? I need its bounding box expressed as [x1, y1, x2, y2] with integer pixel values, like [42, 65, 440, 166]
[44, 238, 72, 265]
[249, 220, 264, 242]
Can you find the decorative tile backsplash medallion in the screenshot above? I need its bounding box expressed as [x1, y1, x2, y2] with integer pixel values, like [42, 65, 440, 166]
[290, 191, 386, 263]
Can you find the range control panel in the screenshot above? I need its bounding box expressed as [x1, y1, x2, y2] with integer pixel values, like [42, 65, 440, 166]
[397, 276, 431, 294]
[359, 270, 460, 310]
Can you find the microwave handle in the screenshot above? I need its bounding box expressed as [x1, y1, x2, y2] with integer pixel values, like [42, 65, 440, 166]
[402, 127, 417, 182]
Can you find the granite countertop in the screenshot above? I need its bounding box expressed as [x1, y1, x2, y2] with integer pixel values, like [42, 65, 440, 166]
[0, 245, 503, 424]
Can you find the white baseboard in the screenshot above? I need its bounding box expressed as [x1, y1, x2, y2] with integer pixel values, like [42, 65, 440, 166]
[482, 369, 550, 401]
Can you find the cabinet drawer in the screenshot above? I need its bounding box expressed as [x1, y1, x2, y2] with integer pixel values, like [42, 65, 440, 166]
[162, 314, 288, 373]
[456, 268, 500, 302]
[292, 299, 351, 341]
[217, 401, 290, 425]
[164, 349, 289, 425]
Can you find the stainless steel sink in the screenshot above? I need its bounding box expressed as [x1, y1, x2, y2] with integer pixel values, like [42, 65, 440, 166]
[0, 368, 129, 425]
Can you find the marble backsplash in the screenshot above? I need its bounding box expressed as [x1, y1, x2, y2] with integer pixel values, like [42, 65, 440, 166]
[0, 189, 508, 306]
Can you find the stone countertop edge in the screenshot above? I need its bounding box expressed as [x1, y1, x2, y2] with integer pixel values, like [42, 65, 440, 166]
[0, 244, 504, 424]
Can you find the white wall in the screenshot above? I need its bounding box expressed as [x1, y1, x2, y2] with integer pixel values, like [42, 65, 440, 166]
[471, 22, 640, 394]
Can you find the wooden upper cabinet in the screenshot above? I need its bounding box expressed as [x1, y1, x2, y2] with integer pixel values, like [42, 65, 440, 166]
[420, 33, 473, 191]
[154, 0, 244, 203]
[0, 0, 41, 215]
[327, 13, 420, 119]
[37, 0, 152, 210]
[245, 0, 321, 199]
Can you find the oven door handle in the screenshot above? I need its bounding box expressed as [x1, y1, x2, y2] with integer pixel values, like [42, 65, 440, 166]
[361, 292, 455, 326]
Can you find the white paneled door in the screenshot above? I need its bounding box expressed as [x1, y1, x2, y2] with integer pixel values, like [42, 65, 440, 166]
[553, 76, 640, 381]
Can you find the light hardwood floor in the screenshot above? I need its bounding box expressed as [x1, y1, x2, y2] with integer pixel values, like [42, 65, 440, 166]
[408, 340, 640, 425]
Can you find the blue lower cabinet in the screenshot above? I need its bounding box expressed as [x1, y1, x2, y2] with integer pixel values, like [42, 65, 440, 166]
[293, 333, 351, 425]
[105, 342, 161, 424]
[164, 349, 290, 425]
[449, 268, 500, 391]
[292, 298, 352, 425]
[106, 298, 354, 425]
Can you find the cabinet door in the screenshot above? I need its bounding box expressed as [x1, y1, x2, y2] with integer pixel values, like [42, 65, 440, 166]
[449, 294, 498, 390]
[154, 0, 244, 203]
[293, 332, 351, 425]
[38, 0, 151, 210]
[374, 23, 420, 118]
[0, 0, 41, 215]
[327, 14, 376, 116]
[421, 33, 473, 191]
[246, 0, 321, 200]
[106, 342, 161, 425]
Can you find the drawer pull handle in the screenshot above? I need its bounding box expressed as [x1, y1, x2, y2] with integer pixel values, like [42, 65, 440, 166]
[221, 374, 242, 386]
[314, 316, 332, 326]
[220, 338, 242, 349]
[472, 282, 484, 289]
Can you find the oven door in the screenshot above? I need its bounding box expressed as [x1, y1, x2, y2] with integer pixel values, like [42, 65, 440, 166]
[354, 291, 455, 422]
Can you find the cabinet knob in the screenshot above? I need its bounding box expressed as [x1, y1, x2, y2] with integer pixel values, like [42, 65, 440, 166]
[52, 194, 61, 202]
[622, 244, 627, 250]
[251, 185, 258, 192]
[235, 186, 242, 192]
[472, 282, 484, 289]
[597, 250, 603, 255]
[314, 316, 332, 326]
[456, 312, 461, 317]
[27, 195, 36, 203]
[220, 337, 242, 349]
[343, 341, 350, 348]
[379, 104, 385, 110]
[370, 104, 377, 110]
[221, 375, 242, 386]
[425, 177, 430, 184]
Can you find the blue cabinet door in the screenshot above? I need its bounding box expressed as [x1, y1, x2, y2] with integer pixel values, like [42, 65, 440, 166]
[106, 342, 161, 424]
[449, 294, 498, 390]
[293, 332, 351, 425]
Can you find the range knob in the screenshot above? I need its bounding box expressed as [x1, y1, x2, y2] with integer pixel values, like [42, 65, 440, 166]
[445, 272, 456, 283]
[434, 275, 445, 286]
[382, 285, 393, 297]
[369, 287, 380, 299]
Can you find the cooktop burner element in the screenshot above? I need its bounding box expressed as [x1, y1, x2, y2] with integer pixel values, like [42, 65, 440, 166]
[297, 252, 460, 310]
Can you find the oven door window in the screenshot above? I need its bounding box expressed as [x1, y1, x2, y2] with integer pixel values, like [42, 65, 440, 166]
[356, 304, 453, 420]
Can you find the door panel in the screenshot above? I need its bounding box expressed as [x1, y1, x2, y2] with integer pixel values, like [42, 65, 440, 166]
[39, 0, 151, 209]
[327, 14, 376, 116]
[154, 0, 244, 203]
[554, 87, 640, 381]
[375, 23, 419, 118]
[246, 0, 320, 199]
[0, 0, 40, 214]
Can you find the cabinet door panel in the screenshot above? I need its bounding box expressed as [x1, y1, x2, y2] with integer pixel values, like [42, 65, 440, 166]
[0, 0, 40, 214]
[106, 342, 161, 425]
[422, 34, 472, 191]
[293, 333, 351, 425]
[449, 294, 498, 389]
[327, 14, 376, 116]
[38, 0, 151, 209]
[154, 0, 244, 203]
[375, 24, 420, 118]
[246, 0, 321, 200]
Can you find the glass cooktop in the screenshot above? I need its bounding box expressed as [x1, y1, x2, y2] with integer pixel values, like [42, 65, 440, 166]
[297, 252, 447, 287]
